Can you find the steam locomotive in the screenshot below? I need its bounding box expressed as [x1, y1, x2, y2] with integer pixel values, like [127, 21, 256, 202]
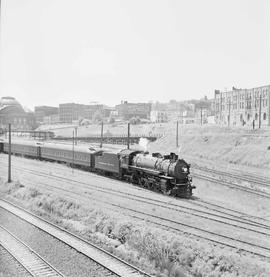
[0, 140, 195, 198]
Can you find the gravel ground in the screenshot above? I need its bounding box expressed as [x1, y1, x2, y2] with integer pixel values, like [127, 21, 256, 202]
[1, 155, 270, 253]
[0, 245, 31, 277]
[0, 207, 116, 277]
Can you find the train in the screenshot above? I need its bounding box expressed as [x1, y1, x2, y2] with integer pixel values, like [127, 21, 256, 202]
[0, 140, 195, 198]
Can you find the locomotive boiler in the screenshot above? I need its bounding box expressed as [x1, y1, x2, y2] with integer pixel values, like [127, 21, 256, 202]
[119, 150, 195, 197]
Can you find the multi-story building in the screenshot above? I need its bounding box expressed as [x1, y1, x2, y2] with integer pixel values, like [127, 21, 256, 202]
[116, 101, 151, 120]
[85, 104, 112, 121]
[59, 103, 91, 123]
[43, 114, 60, 125]
[34, 106, 59, 123]
[150, 110, 168, 123]
[59, 102, 112, 123]
[214, 85, 270, 127]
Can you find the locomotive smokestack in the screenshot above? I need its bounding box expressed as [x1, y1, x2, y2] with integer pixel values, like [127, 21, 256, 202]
[170, 152, 178, 161]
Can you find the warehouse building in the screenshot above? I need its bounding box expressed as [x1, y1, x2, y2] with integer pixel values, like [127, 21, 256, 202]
[59, 102, 112, 123]
[116, 101, 151, 120]
[34, 106, 59, 124]
[59, 103, 87, 123]
[214, 85, 270, 127]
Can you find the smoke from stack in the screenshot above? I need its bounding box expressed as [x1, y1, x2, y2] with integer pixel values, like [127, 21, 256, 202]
[139, 137, 149, 152]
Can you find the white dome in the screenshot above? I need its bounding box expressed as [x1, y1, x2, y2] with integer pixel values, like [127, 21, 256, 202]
[0, 96, 22, 108]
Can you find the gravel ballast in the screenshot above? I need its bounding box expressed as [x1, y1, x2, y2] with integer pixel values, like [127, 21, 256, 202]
[0, 245, 31, 277]
[0, 207, 117, 277]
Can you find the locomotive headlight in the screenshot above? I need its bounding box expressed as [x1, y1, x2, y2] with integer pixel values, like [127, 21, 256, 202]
[182, 167, 188, 172]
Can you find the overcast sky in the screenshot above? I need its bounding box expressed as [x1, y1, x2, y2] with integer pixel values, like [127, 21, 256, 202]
[1, 0, 270, 109]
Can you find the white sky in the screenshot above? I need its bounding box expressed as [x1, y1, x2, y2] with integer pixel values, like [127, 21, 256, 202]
[0, 0, 270, 109]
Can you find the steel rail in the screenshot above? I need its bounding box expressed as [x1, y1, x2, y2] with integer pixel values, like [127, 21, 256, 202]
[193, 165, 270, 188]
[0, 199, 152, 277]
[0, 224, 65, 277]
[2, 173, 270, 260]
[6, 162, 270, 231]
[192, 172, 270, 199]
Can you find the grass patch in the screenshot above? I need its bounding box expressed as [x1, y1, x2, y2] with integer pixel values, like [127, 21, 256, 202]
[0, 179, 270, 277]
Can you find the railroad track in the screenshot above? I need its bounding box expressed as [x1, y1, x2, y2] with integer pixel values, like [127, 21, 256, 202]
[0, 199, 152, 277]
[192, 171, 270, 199]
[192, 198, 270, 222]
[2, 164, 270, 259]
[0, 224, 64, 277]
[4, 162, 270, 231]
[193, 165, 270, 189]
[0, 245, 32, 277]
[4, 157, 269, 225]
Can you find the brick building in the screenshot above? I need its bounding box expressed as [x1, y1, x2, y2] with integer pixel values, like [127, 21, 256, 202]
[59, 103, 87, 123]
[214, 85, 270, 127]
[150, 110, 168, 123]
[34, 106, 59, 123]
[85, 104, 112, 121]
[116, 101, 151, 120]
[59, 103, 112, 123]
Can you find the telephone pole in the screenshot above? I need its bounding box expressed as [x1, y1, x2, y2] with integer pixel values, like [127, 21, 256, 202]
[220, 93, 222, 124]
[72, 130, 75, 174]
[8, 123, 11, 183]
[100, 121, 104, 148]
[127, 123, 130, 149]
[176, 121, 179, 147]
[228, 99, 231, 127]
[74, 127, 78, 145]
[259, 94, 262, 129]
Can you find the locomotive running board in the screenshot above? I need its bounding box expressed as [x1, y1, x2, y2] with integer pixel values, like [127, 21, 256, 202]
[128, 166, 174, 180]
[128, 165, 161, 176]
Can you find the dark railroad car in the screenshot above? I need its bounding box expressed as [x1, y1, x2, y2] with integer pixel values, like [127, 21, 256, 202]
[3, 140, 39, 158]
[0, 139, 3, 153]
[94, 150, 120, 174]
[40, 143, 96, 168]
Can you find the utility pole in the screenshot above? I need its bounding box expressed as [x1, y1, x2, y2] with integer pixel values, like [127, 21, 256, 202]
[100, 121, 103, 148]
[72, 130, 75, 174]
[259, 94, 262, 129]
[228, 99, 231, 127]
[8, 123, 11, 183]
[176, 121, 179, 147]
[74, 126, 78, 145]
[127, 122, 130, 149]
[200, 107, 203, 125]
[220, 93, 222, 124]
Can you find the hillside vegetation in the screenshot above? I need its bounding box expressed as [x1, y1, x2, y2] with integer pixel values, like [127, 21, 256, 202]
[148, 125, 270, 170]
[42, 122, 270, 169]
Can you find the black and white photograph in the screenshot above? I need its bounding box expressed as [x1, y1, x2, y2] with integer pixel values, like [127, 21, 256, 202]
[0, 1, 270, 276]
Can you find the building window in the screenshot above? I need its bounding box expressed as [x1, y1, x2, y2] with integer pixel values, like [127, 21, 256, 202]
[255, 113, 258, 120]
[247, 114, 251, 121]
[263, 113, 267, 120]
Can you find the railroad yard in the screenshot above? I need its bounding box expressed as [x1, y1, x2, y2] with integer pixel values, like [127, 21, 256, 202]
[0, 125, 270, 277]
[2, 0, 270, 275]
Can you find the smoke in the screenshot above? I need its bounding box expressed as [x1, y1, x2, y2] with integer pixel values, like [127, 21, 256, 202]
[139, 137, 149, 151]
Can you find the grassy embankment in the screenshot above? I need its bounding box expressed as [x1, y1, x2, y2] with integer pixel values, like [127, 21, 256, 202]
[47, 123, 270, 169]
[1, 179, 269, 277]
[149, 125, 270, 170]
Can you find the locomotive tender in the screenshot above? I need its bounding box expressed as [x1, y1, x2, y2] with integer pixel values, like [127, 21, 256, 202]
[0, 140, 195, 197]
